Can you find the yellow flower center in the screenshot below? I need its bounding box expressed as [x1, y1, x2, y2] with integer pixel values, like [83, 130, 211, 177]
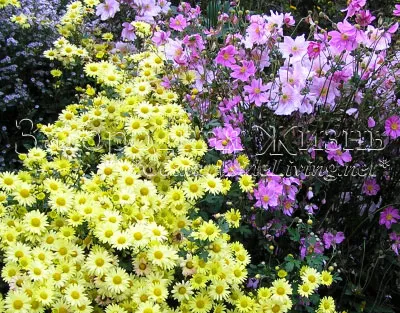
[113, 276, 122, 284]
[31, 218, 41, 227]
[277, 287, 285, 295]
[13, 300, 24, 310]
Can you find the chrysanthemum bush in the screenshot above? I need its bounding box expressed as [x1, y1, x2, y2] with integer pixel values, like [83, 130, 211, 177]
[1, 0, 400, 312]
[0, 2, 343, 313]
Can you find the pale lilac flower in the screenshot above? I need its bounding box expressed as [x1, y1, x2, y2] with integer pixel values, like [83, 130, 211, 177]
[152, 30, 170, 46]
[380, 207, 400, 229]
[274, 84, 301, 115]
[283, 13, 295, 27]
[394, 4, 400, 16]
[121, 22, 136, 41]
[254, 182, 279, 209]
[389, 232, 400, 255]
[245, 17, 269, 46]
[158, 0, 171, 14]
[96, 0, 120, 20]
[247, 278, 259, 289]
[251, 48, 270, 69]
[305, 204, 318, 214]
[280, 35, 307, 62]
[300, 236, 324, 259]
[323, 232, 345, 249]
[282, 199, 295, 216]
[309, 77, 339, 107]
[163, 38, 187, 65]
[364, 25, 392, 50]
[368, 117, 376, 128]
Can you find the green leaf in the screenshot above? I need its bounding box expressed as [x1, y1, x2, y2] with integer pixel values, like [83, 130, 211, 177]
[288, 227, 300, 242]
[285, 262, 294, 273]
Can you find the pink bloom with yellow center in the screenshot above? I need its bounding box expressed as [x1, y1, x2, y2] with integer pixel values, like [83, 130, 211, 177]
[244, 78, 269, 106]
[328, 20, 358, 53]
[362, 178, 380, 196]
[385, 115, 400, 139]
[215, 45, 237, 67]
[379, 207, 400, 229]
[326, 142, 352, 166]
[208, 124, 243, 154]
[169, 14, 188, 32]
[307, 41, 321, 59]
[230, 60, 256, 82]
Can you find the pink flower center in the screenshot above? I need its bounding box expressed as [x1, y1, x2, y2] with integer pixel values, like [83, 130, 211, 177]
[335, 150, 343, 156]
[390, 122, 399, 130]
[263, 195, 270, 203]
[386, 214, 393, 221]
[254, 88, 260, 94]
[240, 66, 247, 73]
[223, 53, 230, 60]
[341, 33, 349, 40]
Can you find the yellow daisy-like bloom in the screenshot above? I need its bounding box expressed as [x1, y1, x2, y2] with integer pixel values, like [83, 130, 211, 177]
[202, 174, 223, 195]
[190, 273, 208, 290]
[84, 62, 101, 77]
[230, 263, 248, 284]
[197, 221, 221, 241]
[172, 281, 193, 301]
[1, 262, 21, 283]
[235, 295, 255, 313]
[35, 285, 55, 306]
[317, 296, 336, 313]
[321, 270, 333, 286]
[208, 279, 230, 301]
[105, 267, 130, 294]
[12, 183, 36, 206]
[277, 269, 287, 278]
[301, 267, 321, 287]
[270, 278, 292, 302]
[148, 244, 178, 270]
[23, 210, 48, 235]
[64, 283, 88, 307]
[0, 171, 21, 192]
[188, 292, 213, 313]
[49, 191, 74, 214]
[5, 290, 31, 313]
[225, 208, 241, 228]
[298, 282, 315, 298]
[238, 174, 254, 193]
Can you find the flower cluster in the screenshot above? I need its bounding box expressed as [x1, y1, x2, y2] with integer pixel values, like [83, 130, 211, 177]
[1, 0, 399, 312]
[0, 10, 343, 312]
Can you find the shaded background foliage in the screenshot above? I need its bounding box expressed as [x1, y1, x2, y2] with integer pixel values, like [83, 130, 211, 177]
[0, 0, 78, 171]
